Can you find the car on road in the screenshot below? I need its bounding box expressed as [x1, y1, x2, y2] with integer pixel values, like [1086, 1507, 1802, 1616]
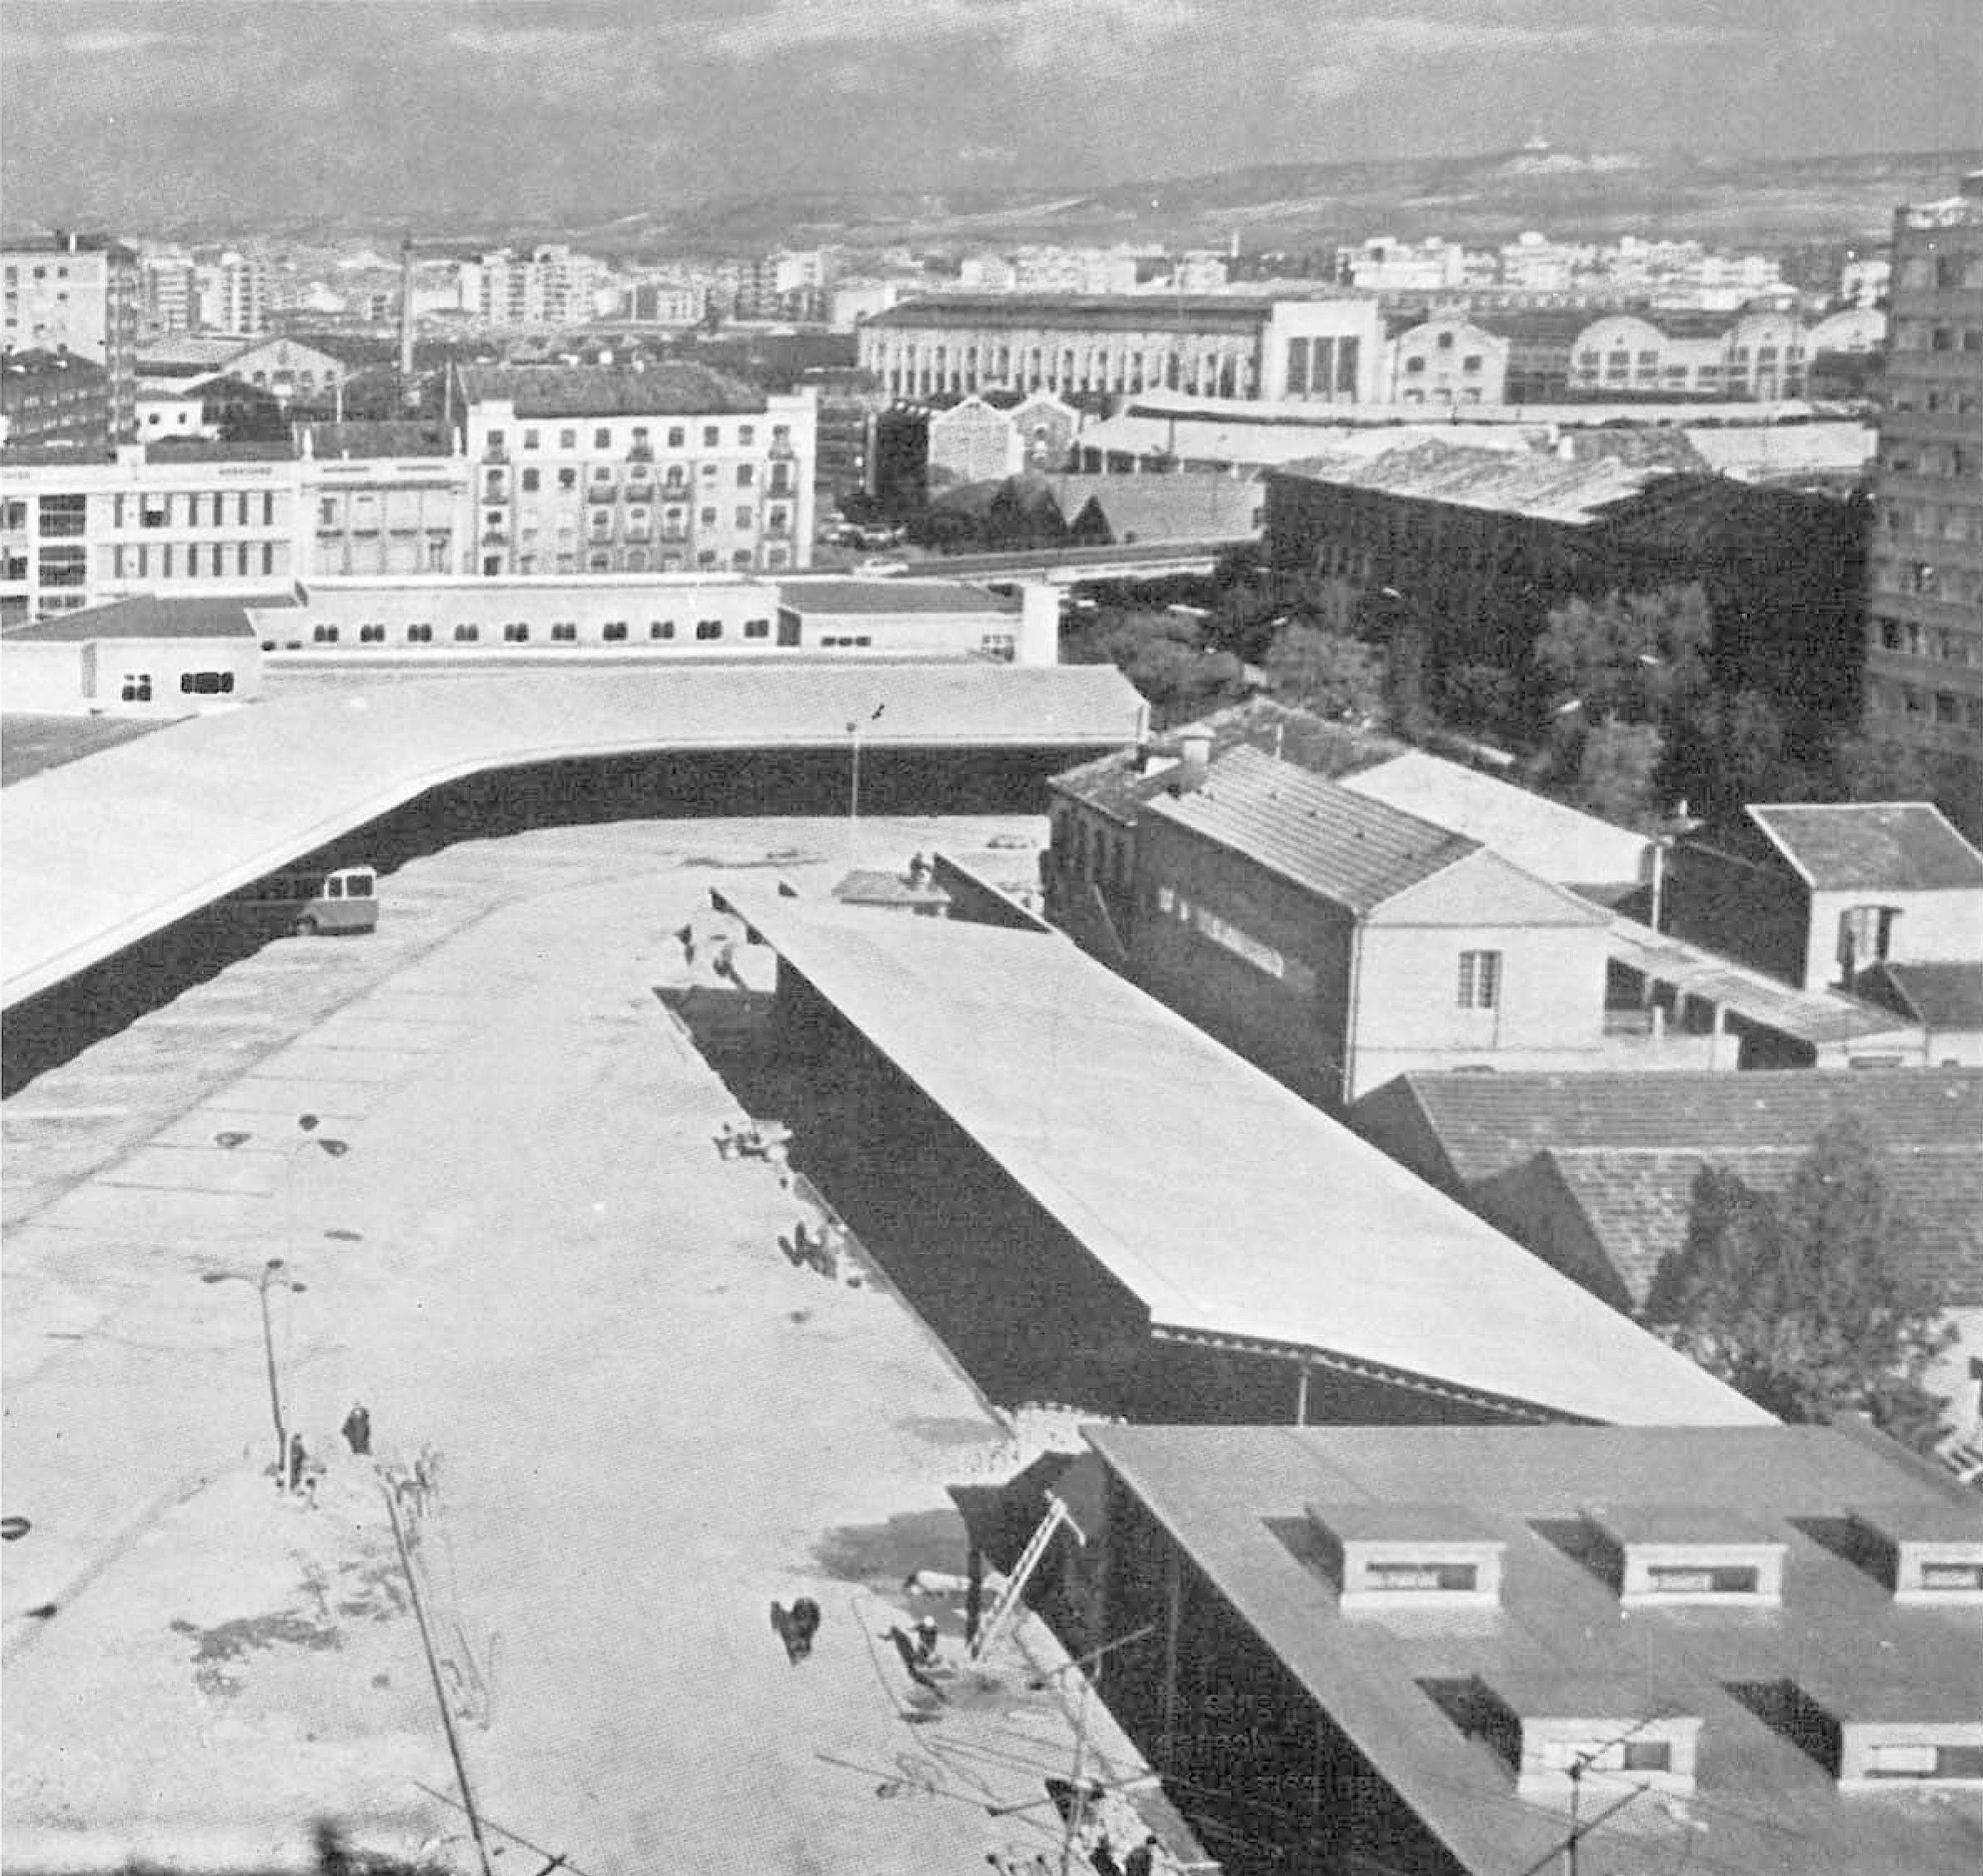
[851, 557, 910, 578]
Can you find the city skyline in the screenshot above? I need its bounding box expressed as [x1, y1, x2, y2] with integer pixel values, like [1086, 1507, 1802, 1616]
[3, 0, 1981, 231]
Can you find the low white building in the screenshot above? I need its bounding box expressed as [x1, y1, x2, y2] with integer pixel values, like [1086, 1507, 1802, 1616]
[1, 592, 265, 714]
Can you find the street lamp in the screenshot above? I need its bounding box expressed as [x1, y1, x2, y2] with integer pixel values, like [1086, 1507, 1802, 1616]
[201, 1258, 306, 1485]
[846, 701, 885, 872]
[209, 1116, 350, 1486]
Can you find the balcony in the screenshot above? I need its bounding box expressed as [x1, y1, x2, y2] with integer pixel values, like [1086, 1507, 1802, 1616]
[586, 482, 618, 503]
[658, 527, 689, 544]
[481, 531, 510, 547]
[769, 440, 795, 460]
[482, 446, 510, 465]
[628, 444, 654, 463]
[623, 524, 653, 545]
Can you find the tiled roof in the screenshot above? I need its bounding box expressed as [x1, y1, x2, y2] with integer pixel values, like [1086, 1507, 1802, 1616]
[3, 348, 108, 383]
[1358, 1066, 1983, 1189]
[1050, 698, 1403, 823]
[1272, 438, 1663, 524]
[299, 419, 457, 458]
[1748, 802, 1983, 892]
[1861, 961, 1983, 1030]
[1045, 473, 1265, 544]
[1085, 1422, 1983, 1876]
[457, 363, 767, 417]
[1148, 745, 1480, 914]
[1, 593, 260, 644]
[1517, 1142, 1983, 1304]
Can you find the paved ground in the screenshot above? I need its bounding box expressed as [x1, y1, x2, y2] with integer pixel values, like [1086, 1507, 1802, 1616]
[3, 815, 1176, 1875]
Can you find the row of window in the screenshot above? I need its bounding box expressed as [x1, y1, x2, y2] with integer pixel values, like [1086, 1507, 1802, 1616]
[487, 505, 790, 533]
[108, 542, 279, 580]
[1875, 614, 1981, 663]
[485, 422, 791, 454]
[299, 617, 771, 647]
[484, 547, 789, 575]
[1892, 323, 1983, 354]
[490, 465, 796, 497]
[1868, 679, 1983, 729]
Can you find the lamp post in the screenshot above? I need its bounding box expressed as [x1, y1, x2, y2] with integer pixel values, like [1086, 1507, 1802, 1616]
[846, 701, 885, 872]
[201, 1258, 306, 1484]
[209, 1116, 349, 1485]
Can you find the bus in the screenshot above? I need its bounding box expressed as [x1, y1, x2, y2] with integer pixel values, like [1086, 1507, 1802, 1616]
[235, 866, 380, 937]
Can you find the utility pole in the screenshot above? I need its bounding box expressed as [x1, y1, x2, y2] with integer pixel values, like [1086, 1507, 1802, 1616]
[846, 701, 884, 872]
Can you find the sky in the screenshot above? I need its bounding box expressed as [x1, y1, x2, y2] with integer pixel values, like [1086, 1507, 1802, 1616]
[3, 0, 1980, 229]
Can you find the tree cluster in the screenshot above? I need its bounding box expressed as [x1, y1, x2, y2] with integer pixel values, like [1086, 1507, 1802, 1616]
[1642, 1118, 1955, 1450]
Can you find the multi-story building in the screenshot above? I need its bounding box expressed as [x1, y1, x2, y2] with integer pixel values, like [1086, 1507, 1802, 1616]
[1338, 234, 1468, 293]
[459, 366, 815, 577]
[192, 250, 269, 337]
[2, 232, 141, 442]
[860, 293, 1384, 404]
[0, 442, 300, 623]
[135, 244, 198, 335]
[2, 349, 111, 450]
[295, 421, 472, 577]
[1865, 173, 1983, 804]
[457, 246, 608, 328]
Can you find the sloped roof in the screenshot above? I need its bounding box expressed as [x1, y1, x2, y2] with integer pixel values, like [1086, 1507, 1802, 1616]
[1860, 961, 1983, 1031]
[1, 593, 260, 644]
[865, 293, 1285, 334]
[299, 419, 457, 458]
[1050, 698, 1403, 823]
[1044, 473, 1264, 544]
[3, 348, 108, 384]
[457, 363, 766, 417]
[1355, 1066, 1983, 1190]
[722, 891, 1767, 1425]
[1273, 439, 1662, 525]
[778, 577, 1014, 616]
[1507, 1142, 1983, 1305]
[1748, 802, 1983, 893]
[1147, 745, 1480, 914]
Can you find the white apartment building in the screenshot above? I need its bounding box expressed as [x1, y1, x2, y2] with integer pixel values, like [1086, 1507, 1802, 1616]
[457, 246, 610, 327]
[460, 365, 815, 577]
[1339, 236, 1468, 293]
[193, 251, 269, 337]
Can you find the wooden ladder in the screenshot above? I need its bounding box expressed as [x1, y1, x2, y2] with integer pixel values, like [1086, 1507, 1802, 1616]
[970, 1496, 1072, 1662]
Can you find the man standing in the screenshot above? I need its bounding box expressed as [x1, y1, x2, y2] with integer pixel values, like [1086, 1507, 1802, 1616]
[341, 1402, 372, 1457]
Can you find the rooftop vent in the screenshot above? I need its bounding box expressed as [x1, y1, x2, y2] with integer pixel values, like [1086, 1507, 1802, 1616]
[1582, 1504, 1784, 1606]
[1307, 1503, 1506, 1609]
[1849, 1503, 1983, 1604]
[1424, 1675, 1700, 1797]
[1733, 1672, 1983, 1789]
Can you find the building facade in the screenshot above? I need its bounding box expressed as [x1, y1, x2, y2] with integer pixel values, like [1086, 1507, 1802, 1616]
[460, 366, 815, 576]
[2, 233, 140, 442]
[1385, 311, 1511, 405]
[1865, 174, 1983, 803]
[192, 250, 269, 337]
[859, 294, 1384, 405]
[2, 349, 111, 450]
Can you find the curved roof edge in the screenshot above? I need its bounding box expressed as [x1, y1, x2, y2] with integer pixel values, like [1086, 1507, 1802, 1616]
[3, 663, 1144, 1008]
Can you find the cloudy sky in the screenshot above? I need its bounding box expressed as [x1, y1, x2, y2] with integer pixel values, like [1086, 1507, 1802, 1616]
[3, 0, 1980, 228]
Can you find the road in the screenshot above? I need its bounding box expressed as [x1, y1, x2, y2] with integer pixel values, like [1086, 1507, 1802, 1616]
[3, 815, 1169, 1874]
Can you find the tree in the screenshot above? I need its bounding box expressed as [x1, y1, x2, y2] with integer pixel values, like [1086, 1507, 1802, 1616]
[1565, 719, 1664, 829]
[1261, 624, 1387, 724]
[1087, 610, 1245, 726]
[1642, 1119, 1955, 1448]
[1531, 585, 1712, 726]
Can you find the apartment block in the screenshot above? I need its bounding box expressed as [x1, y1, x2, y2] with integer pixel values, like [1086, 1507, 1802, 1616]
[2, 232, 141, 442]
[1865, 173, 1983, 805]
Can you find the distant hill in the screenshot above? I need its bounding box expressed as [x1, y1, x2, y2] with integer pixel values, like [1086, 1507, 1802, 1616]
[43, 145, 1980, 260]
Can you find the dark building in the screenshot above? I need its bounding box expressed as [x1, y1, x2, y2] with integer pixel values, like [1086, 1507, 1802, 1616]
[1864, 172, 1983, 818]
[1264, 444, 1869, 739]
[1085, 1421, 1983, 1876]
[1, 348, 110, 450]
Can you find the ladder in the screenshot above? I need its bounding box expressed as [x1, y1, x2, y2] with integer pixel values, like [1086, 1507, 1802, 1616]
[971, 1496, 1072, 1661]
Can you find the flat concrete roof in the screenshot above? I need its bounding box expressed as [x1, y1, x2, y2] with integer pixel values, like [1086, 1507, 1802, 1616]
[1, 663, 1143, 1010]
[721, 893, 1770, 1427]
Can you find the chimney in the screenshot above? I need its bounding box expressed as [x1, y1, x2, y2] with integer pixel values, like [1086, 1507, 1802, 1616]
[1174, 729, 1212, 792]
[398, 234, 417, 411]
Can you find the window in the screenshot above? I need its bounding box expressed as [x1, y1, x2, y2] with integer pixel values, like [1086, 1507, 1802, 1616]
[702, 425, 719, 446]
[1621, 1742, 1674, 1773]
[178, 670, 235, 695]
[319, 498, 338, 528]
[522, 468, 540, 492]
[593, 426, 612, 449]
[558, 468, 578, 491]
[739, 424, 755, 446]
[503, 622, 530, 643]
[120, 672, 153, 703]
[1645, 1564, 1758, 1595]
[744, 617, 769, 639]
[312, 624, 340, 643]
[603, 621, 628, 642]
[1364, 1561, 1478, 1592]
[695, 619, 723, 641]
[1919, 1562, 1983, 1591]
[522, 428, 540, 450]
[734, 507, 753, 530]
[631, 426, 649, 448]
[454, 623, 481, 642]
[359, 623, 386, 643]
[551, 622, 577, 642]
[1869, 1743, 1983, 1780]
[700, 507, 718, 527]
[667, 426, 684, 447]
[42, 494, 88, 537]
[559, 428, 577, 449]
[487, 428, 506, 447]
[407, 623, 433, 643]
[1837, 905, 1900, 974]
[1457, 950, 1501, 1010]
[650, 620, 674, 639]
[736, 464, 754, 487]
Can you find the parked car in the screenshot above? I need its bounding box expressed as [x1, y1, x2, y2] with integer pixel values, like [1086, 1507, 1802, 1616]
[852, 557, 910, 577]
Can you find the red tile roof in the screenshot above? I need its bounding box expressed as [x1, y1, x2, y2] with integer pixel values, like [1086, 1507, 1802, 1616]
[1748, 802, 1983, 892]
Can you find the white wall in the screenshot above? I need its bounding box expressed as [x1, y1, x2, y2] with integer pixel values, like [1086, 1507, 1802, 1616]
[84, 633, 261, 714]
[1805, 885, 1983, 992]
[0, 642, 88, 713]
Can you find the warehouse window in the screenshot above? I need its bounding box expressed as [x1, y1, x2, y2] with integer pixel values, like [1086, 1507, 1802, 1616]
[1457, 950, 1501, 1010]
